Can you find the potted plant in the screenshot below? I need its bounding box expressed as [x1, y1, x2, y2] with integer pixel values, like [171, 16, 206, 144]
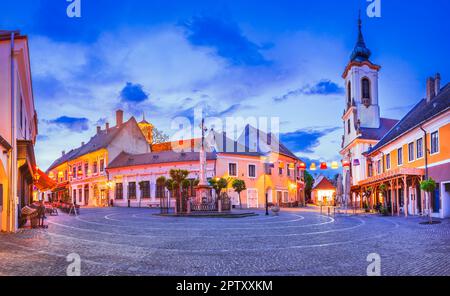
[420, 178, 437, 224]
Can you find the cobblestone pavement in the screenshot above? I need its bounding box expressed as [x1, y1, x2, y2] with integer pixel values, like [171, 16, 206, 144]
[1, 207, 449, 276]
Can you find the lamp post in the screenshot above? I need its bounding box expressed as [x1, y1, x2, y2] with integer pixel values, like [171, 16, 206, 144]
[263, 158, 273, 216]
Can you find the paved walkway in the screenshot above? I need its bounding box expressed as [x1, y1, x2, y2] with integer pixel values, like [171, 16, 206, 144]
[0, 208, 449, 276]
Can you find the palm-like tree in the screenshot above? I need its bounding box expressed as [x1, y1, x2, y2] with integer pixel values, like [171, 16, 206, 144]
[232, 179, 246, 209]
[421, 178, 437, 224]
[169, 169, 190, 211]
[209, 177, 230, 200]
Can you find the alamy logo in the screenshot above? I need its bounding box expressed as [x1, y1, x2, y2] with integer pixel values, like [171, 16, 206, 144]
[366, 253, 381, 276]
[67, 0, 82, 18]
[66, 253, 81, 276]
[367, 0, 381, 18]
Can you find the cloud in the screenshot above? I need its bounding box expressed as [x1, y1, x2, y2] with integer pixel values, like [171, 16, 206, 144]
[281, 127, 340, 153]
[182, 16, 269, 66]
[120, 82, 149, 103]
[274, 80, 344, 102]
[47, 116, 90, 133]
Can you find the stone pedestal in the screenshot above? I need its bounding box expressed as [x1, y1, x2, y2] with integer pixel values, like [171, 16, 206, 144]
[195, 185, 212, 204]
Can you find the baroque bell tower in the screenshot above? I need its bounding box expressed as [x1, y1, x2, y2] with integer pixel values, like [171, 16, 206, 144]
[342, 14, 381, 149]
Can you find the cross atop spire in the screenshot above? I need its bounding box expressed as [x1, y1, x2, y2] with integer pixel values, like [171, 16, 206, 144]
[350, 11, 372, 62]
[140, 112, 150, 124]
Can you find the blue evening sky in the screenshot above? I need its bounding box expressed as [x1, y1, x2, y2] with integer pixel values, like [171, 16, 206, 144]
[1, 0, 449, 173]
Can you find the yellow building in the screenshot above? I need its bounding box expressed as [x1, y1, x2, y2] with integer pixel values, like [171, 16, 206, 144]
[46, 110, 150, 207]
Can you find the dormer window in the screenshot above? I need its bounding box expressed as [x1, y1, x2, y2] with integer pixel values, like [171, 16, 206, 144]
[362, 78, 371, 107]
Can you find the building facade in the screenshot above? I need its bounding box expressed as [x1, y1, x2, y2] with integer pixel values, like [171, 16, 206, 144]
[46, 110, 150, 207]
[0, 31, 38, 232]
[340, 18, 450, 218]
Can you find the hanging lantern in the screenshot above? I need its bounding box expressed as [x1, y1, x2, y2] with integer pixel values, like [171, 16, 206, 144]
[279, 162, 285, 169]
[298, 162, 306, 170]
[353, 159, 361, 166]
[342, 160, 351, 168]
[331, 161, 339, 170]
[49, 172, 55, 179]
[310, 163, 317, 171]
[289, 163, 295, 170]
[58, 171, 64, 178]
[320, 162, 328, 170]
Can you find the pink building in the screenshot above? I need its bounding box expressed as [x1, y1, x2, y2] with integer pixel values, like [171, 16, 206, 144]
[0, 31, 38, 232]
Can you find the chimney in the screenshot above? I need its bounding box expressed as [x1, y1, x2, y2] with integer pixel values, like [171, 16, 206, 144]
[106, 122, 110, 130]
[62, 151, 66, 156]
[97, 126, 101, 134]
[116, 109, 124, 127]
[435, 73, 441, 95]
[426, 77, 436, 103]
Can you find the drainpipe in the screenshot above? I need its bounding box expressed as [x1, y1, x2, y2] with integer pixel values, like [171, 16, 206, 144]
[419, 125, 428, 179]
[8, 32, 16, 232]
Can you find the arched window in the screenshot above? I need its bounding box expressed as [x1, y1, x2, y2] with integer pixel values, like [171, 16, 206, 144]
[347, 81, 352, 105]
[347, 119, 351, 134]
[362, 78, 371, 106]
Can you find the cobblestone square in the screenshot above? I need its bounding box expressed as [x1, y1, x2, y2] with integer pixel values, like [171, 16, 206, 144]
[1, 208, 449, 276]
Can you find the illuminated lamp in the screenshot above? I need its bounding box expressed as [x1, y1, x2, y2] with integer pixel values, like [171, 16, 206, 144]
[289, 163, 295, 170]
[78, 169, 83, 176]
[310, 163, 317, 171]
[342, 160, 351, 168]
[353, 159, 361, 166]
[279, 162, 285, 169]
[298, 162, 306, 170]
[58, 171, 64, 178]
[49, 172, 55, 179]
[331, 161, 339, 170]
[320, 162, 328, 170]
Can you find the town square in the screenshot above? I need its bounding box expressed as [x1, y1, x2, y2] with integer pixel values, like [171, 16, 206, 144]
[0, 0, 449, 279]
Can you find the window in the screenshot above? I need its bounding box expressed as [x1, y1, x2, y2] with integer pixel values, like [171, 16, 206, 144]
[84, 163, 89, 175]
[78, 166, 82, 178]
[64, 170, 68, 181]
[347, 81, 352, 105]
[397, 148, 403, 166]
[416, 138, 423, 159]
[279, 166, 283, 175]
[78, 189, 82, 203]
[84, 185, 89, 204]
[73, 189, 77, 203]
[20, 98, 23, 129]
[431, 131, 439, 154]
[93, 161, 98, 174]
[229, 163, 237, 177]
[115, 183, 123, 200]
[386, 153, 391, 170]
[100, 159, 105, 172]
[72, 166, 77, 178]
[248, 164, 256, 178]
[347, 119, 351, 134]
[287, 164, 291, 177]
[362, 78, 371, 105]
[408, 142, 415, 162]
[128, 182, 136, 199]
[377, 159, 382, 175]
[368, 163, 373, 177]
[140, 181, 150, 199]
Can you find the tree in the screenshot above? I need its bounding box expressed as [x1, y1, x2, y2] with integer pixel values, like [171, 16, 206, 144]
[169, 169, 190, 211]
[420, 178, 437, 224]
[152, 127, 170, 145]
[209, 177, 230, 199]
[304, 171, 314, 203]
[232, 179, 247, 209]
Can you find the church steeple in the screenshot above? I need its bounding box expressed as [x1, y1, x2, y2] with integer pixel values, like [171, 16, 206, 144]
[350, 11, 372, 62]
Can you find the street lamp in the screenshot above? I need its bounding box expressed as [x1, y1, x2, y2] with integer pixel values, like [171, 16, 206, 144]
[263, 158, 274, 216]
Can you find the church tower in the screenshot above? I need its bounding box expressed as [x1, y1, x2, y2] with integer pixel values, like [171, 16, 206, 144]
[138, 113, 154, 145]
[342, 14, 381, 149]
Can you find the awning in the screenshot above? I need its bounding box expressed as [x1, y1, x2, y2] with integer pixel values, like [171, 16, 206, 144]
[17, 140, 36, 175]
[53, 181, 70, 192]
[358, 167, 425, 187]
[34, 169, 57, 191]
